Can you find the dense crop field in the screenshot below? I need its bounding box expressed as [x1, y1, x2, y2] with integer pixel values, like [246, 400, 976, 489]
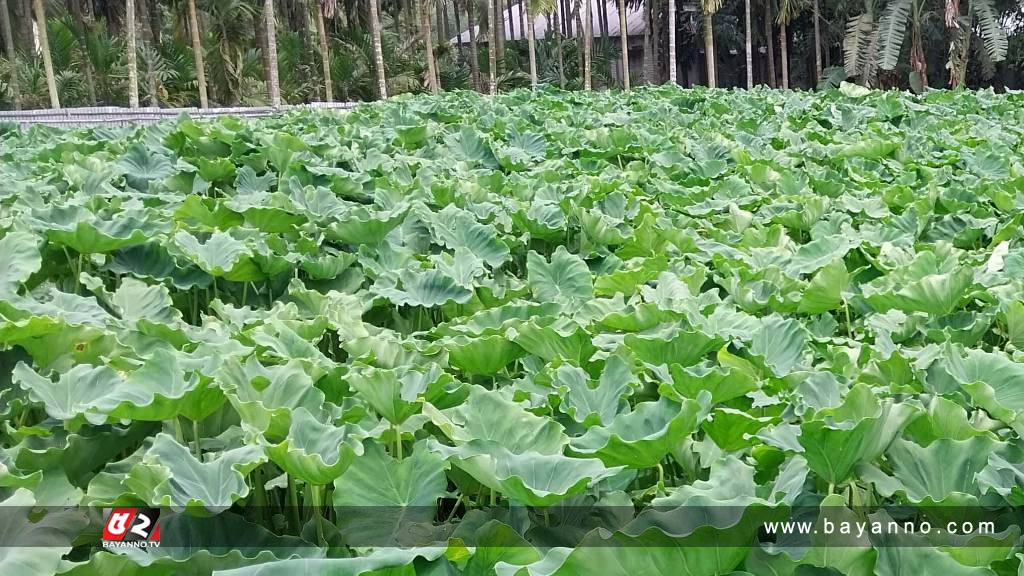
[3, 85, 1024, 575]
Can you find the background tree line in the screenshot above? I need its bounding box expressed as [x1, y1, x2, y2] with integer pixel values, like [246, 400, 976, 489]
[0, 0, 1022, 110]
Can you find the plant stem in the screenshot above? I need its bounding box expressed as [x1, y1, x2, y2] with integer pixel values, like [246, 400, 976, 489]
[444, 493, 464, 522]
[844, 298, 853, 339]
[393, 425, 403, 461]
[288, 474, 301, 533]
[172, 416, 185, 444]
[62, 247, 78, 292]
[192, 418, 201, 459]
[310, 484, 325, 546]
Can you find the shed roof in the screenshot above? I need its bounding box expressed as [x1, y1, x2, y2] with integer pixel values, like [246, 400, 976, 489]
[450, 0, 648, 44]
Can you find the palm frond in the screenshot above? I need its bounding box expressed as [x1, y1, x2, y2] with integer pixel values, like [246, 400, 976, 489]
[843, 12, 874, 76]
[972, 0, 1007, 63]
[776, 0, 807, 24]
[862, 25, 880, 86]
[876, 0, 912, 70]
[703, 0, 725, 15]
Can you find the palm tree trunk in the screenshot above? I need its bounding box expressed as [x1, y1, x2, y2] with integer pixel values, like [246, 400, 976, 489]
[146, 58, 159, 105]
[0, 0, 21, 109]
[583, 0, 592, 89]
[506, 0, 514, 40]
[574, 2, 584, 80]
[494, 0, 504, 61]
[744, 0, 752, 88]
[314, 1, 333, 101]
[642, 0, 652, 84]
[369, 0, 387, 98]
[421, 0, 439, 92]
[563, 0, 572, 36]
[186, 0, 208, 107]
[467, 0, 480, 91]
[254, 5, 270, 79]
[263, 0, 281, 106]
[487, 0, 497, 93]
[702, 12, 714, 87]
[441, 1, 450, 43]
[12, 0, 30, 55]
[518, 0, 524, 37]
[69, 0, 97, 105]
[910, 21, 926, 87]
[667, 0, 676, 84]
[526, 0, 537, 87]
[145, 0, 161, 45]
[126, 0, 139, 108]
[812, 0, 821, 81]
[136, 0, 157, 105]
[779, 20, 788, 89]
[553, 0, 565, 88]
[33, 0, 58, 108]
[652, 0, 660, 81]
[765, 0, 775, 86]
[453, 0, 463, 52]
[617, 0, 629, 88]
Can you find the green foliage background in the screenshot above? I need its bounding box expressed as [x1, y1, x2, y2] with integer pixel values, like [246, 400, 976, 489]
[2, 85, 1024, 574]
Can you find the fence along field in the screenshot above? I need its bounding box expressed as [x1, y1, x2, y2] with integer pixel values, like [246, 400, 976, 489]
[0, 102, 355, 128]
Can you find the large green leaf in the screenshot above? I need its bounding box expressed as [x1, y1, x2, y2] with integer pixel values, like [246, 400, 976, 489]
[14, 349, 219, 425]
[799, 386, 917, 484]
[333, 442, 447, 546]
[431, 439, 622, 506]
[373, 268, 474, 308]
[128, 433, 265, 510]
[424, 386, 568, 454]
[0, 232, 41, 296]
[748, 315, 808, 377]
[527, 246, 594, 309]
[554, 356, 634, 427]
[266, 408, 372, 485]
[0, 489, 87, 574]
[569, 394, 711, 468]
[624, 325, 724, 368]
[345, 363, 454, 425]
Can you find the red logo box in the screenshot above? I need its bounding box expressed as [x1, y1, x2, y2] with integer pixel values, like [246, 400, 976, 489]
[102, 508, 161, 547]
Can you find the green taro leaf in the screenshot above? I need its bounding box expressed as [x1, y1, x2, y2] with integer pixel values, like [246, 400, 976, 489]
[129, 433, 266, 511]
[554, 356, 635, 427]
[624, 326, 724, 369]
[0, 231, 41, 296]
[266, 408, 371, 485]
[445, 333, 525, 376]
[431, 439, 623, 506]
[332, 442, 447, 546]
[799, 386, 917, 484]
[373, 268, 474, 308]
[569, 394, 711, 468]
[527, 246, 594, 310]
[425, 385, 568, 454]
[345, 363, 454, 425]
[749, 315, 808, 377]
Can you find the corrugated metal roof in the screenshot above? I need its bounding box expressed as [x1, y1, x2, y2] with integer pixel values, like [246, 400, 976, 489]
[451, 0, 647, 44]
